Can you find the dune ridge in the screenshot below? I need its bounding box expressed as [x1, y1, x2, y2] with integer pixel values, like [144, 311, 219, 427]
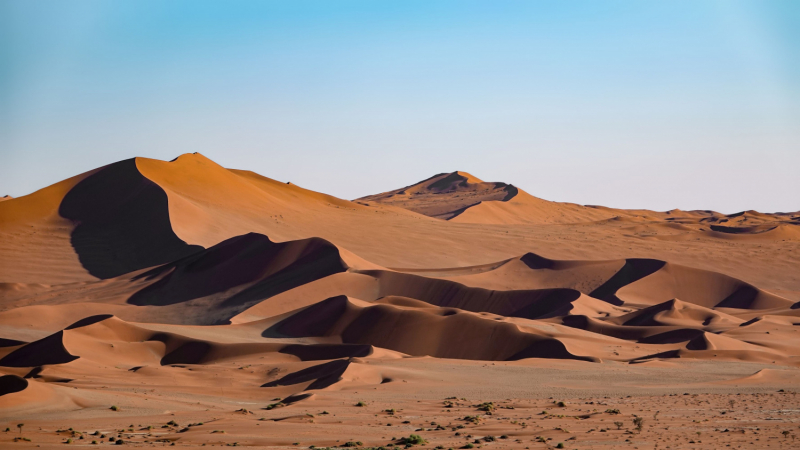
[1, 153, 799, 424]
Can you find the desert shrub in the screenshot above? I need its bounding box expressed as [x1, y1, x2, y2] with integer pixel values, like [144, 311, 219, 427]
[398, 434, 426, 446]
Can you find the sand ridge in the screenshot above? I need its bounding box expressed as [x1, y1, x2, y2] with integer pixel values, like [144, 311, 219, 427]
[1, 153, 799, 448]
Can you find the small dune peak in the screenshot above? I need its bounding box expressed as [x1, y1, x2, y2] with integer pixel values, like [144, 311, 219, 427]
[520, 252, 555, 270]
[357, 170, 523, 220]
[452, 171, 483, 183]
[426, 171, 478, 192]
[162, 152, 218, 165]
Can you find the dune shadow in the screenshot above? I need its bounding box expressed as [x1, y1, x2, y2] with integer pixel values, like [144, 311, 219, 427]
[58, 158, 203, 279]
[0, 375, 28, 396]
[262, 359, 350, 390]
[127, 233, 346, 308]
[280, 344, 373, 361]
[0, 331, 78, 367]
[161, 341, 213, 365]
[589, 259, 666, 304]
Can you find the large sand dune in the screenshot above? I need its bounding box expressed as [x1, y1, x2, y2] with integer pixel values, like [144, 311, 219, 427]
[1, 154, 799, 447]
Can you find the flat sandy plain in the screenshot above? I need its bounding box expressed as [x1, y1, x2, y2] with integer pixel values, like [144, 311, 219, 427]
[1, 153, 799, 449]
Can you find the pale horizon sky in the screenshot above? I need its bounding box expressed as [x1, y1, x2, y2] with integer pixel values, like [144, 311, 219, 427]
[1, 0, 799, 214]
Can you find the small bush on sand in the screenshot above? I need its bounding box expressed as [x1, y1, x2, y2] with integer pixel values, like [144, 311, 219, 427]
[633, 417, 645, 432]
[399, 434, 426, 446]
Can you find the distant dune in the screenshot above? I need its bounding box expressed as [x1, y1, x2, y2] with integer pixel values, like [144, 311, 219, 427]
[358, 171, 800, 228]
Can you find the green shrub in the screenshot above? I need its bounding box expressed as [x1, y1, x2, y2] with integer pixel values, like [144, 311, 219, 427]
[477, 402, 494, 412]
[399, 434, 426, 446]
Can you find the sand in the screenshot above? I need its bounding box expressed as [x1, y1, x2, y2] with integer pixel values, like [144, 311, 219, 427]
[1, 153, 799, 448]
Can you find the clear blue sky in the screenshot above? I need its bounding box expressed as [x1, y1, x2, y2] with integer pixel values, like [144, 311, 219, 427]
[2, 0, 798, 213]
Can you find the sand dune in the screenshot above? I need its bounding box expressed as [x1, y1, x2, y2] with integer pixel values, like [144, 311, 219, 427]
[614, 262, 792, 309]
[358, 171, 620, 224]
[269, 295, 597, 362]
[1, 153, 799, 438]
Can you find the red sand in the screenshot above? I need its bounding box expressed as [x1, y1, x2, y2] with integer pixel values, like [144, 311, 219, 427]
[1, 154, 799, 448]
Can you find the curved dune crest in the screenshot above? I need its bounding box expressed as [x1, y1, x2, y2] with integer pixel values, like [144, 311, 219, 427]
[0, 374, 75, 412]
[0, 374, 27, 396]
[270, 295, 596, 362]
[2, 153, 800, 419]
[357, 171, 517, 220]
[0, 331, 78, 367]
[126, 233, 347, 323]
[449, 190, 620, 225]
[59, 158, 204, 279]
[358, 172, 619, 224]
[615, 263, 792, 309]
[262, 359, 352, 390]
[615, 299, 744, 328]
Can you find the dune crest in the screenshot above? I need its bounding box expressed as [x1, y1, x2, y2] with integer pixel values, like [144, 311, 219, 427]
[2, 153, 799, 426]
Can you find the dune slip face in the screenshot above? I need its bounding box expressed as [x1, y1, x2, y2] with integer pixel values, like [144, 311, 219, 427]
[1, 153, 799, 448]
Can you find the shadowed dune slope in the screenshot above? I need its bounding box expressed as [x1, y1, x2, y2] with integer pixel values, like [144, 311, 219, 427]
[59, 158, 205, 279]
[358, 171, 619, 224]
[237, 266, 617, 323]
[2, 151, 799, 399]
[269, 295, 596, 362]
[357, 171, 518, 220]
[615, 263, 792, 309]
[0, 315, 391, 371]
[126, 233, 347, 323]
[614, 299, 744, 328]
[358, 172, 800, 230]
[0, 375, 27, 396]
[262, 359, 352, 390]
